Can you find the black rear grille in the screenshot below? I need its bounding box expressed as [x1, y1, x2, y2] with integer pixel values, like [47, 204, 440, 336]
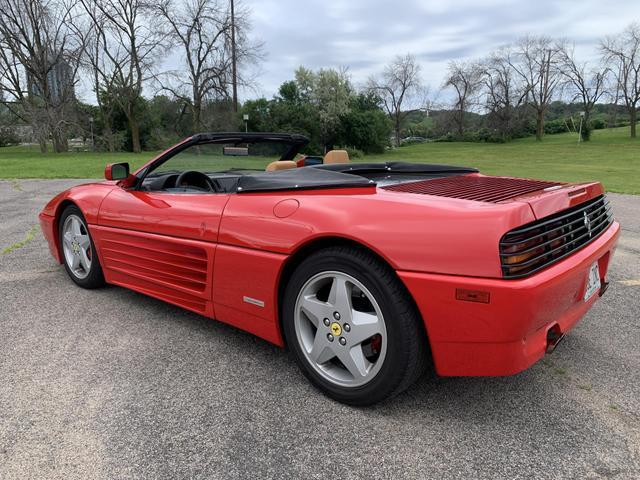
[500, 195, 613, 279]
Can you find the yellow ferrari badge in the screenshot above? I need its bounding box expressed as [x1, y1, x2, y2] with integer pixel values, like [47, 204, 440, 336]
[330, 322, 342, 336]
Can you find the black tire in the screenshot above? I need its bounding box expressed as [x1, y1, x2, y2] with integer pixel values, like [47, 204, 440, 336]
[282, 246, 429, 406]
[58, 205, 105, 289]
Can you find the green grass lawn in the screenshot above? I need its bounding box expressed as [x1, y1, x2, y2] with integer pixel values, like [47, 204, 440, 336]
[0, 146, 155, 180]
[1, 125, 638, 193]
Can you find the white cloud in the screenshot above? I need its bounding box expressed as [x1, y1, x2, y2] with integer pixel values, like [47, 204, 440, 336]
[73, 0, 637, 104]
[240, 0, 638, 101]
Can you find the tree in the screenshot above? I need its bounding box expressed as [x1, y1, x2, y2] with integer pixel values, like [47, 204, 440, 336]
[271, 66, 352, 151]
[268, 78, 321, 151]
[601, 23, 640, 138]
[511, 36, 563, 141]
[311, 68, 352, 150]
[479, 48, 529, 141]
[559, 44, 609, 141]
[338, 93, 390, 153]
[443, 61, 483, 138]
[368, 53, 424, 146]
[240, 77, 390, 154]
[79, 0, 165, 152]
[0, 0, 83, 152]
[156, 0, 261, 132]
[240, 97, 270, 132]
[75, 0, 119, 151]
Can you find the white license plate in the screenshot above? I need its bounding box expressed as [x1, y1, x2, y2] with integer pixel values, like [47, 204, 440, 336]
[583, 262, 601, 301]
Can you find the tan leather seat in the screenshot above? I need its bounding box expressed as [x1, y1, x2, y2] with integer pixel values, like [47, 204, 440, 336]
[323, 150, 350, 164]
[265, 160, 297, 172]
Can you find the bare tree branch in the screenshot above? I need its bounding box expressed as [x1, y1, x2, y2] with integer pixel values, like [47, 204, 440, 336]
[477, 47, 529, 141]
[154, 0, 262, 131]
[443, 60, 483, 138]
[558, 43, 609, 140]
[601, 22, 640, 138]
[367, 53, 423, 146]
[78, 0, 167, 152]
[0, 0, 85, 152]
[509, 35, 564, 140]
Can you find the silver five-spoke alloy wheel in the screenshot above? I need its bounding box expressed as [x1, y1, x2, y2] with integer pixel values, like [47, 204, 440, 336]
[294, 271, 387, 388]
[62, 214, 92, 279]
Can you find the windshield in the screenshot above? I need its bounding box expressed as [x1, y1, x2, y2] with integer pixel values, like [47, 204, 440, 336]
[149, 141, 295, 176]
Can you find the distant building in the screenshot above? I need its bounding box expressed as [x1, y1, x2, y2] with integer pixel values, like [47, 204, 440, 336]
[28, 56, 75, 105]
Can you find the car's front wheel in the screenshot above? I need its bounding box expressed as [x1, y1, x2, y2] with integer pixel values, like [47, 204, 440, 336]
[282, 246, 428, 405]
[59, 205, 105, 289]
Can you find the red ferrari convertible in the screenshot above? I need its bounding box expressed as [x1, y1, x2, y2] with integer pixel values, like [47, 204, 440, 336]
[39, 133, 620, 405]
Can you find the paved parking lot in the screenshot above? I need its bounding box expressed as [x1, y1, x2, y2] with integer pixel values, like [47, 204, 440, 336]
[1, 179, 639, 479]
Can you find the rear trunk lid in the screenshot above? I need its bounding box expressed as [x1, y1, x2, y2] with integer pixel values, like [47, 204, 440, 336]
[511, 181, 604, 219]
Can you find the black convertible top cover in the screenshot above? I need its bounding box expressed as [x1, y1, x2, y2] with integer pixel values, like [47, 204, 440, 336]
[236, 167, 375, 193]
[315, 161, 478, 174]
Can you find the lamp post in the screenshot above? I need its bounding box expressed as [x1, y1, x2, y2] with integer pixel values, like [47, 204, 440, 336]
[89, 116, 94, 151]
[243, 113, 249, 132]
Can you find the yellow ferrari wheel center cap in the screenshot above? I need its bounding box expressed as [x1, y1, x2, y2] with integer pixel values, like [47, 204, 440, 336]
[330, 322, 342, 336]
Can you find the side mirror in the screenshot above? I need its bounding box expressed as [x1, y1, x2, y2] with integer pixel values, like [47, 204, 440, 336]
[105, 162, 130, 181]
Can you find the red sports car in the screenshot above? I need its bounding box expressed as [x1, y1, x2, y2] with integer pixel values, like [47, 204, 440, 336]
[39, 133, 620, 405]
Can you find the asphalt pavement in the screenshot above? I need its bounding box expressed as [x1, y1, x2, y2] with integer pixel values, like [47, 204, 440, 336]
[1, 179, 639, 479]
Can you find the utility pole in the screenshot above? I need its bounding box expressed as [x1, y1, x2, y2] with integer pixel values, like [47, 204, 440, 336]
[230, 0, 238, 112]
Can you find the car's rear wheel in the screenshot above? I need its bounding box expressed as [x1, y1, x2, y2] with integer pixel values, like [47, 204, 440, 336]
[59, 205, 105, 289]
[282, 246, 428, 405]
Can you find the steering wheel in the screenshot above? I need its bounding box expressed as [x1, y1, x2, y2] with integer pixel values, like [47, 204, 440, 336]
[175, 170, 218, 192]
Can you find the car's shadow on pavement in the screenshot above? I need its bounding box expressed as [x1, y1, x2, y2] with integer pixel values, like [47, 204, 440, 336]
[110, 280, 565, 415]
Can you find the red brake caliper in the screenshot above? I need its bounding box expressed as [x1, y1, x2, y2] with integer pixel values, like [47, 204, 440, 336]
[370, 334, 382, 355]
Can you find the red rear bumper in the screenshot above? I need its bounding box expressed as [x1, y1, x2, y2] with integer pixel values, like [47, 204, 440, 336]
[399, 221, 620, 376]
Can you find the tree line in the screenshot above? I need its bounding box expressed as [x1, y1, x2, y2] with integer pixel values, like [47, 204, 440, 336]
[0, 0, 638, 153]
[245, 24, 640, 152]
[441, 26, 640, 142]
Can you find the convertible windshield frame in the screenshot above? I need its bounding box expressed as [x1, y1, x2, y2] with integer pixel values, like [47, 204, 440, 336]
[133, 132, 309, 189]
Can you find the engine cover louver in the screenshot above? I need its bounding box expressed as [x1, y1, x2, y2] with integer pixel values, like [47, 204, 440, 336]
[382, 175, 563, 203]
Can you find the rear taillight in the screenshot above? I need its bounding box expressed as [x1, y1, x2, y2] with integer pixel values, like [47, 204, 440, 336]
[500, 195, 613, 278]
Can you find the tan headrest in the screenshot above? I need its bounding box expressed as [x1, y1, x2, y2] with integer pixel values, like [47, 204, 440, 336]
[323, 150, 350, 164]
[265, 160, 297, 172]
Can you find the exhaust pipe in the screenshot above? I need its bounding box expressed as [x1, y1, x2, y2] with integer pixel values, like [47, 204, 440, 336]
[546, 325, 565, 354]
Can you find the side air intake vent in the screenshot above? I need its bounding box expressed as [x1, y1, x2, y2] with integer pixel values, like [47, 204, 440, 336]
[382, 175, 563, 203]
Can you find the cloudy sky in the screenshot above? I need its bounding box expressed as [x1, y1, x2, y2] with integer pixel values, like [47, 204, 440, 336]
[239, 0, 638, 100]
